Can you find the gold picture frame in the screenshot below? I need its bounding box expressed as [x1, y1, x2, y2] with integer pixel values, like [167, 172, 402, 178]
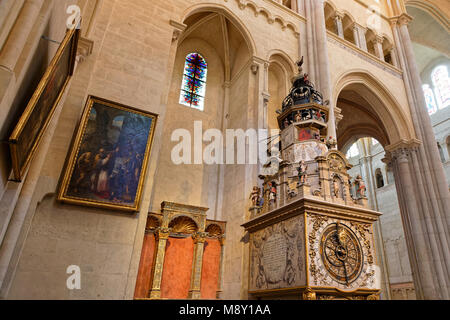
[57, 96, 158, 213]
[9, 27, 80, 181]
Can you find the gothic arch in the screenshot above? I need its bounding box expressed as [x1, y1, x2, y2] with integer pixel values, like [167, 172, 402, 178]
[266, 49, 296, 75]
[405, 0, 450, 32]
[334, 70, 415, 149]
[181, 3, 257, 57]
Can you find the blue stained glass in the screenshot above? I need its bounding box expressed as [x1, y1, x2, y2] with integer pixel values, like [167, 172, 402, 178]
[180, 53, 207, 110]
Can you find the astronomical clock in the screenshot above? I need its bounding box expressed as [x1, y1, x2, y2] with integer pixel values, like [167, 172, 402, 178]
[243, 58, 381, 300]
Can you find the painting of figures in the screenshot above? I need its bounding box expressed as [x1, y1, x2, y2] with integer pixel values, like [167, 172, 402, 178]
[9, 27, 79, 181]
[58, 96, 157, 212]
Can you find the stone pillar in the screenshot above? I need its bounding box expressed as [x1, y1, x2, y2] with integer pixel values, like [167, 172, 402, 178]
[358, 25, 368, 51]
[334, 12, 344, 38]
[296, 0, 305, 16]
[312, 0, 337, 143]
[352, 24, 360, 47]
[304, 0, 317, 85]
[390, 14, 450, 299]
[388, 148, 441, 299]
[0, 0, 44, 71]
[148, 227, 171, 299]
[374, 36, 385, 61]
[390, 48, 399, 68]
[188, 232, 208, 299]
[216, 236, 226, 299]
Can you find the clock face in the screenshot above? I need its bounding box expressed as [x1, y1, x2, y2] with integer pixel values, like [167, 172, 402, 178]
[320, 223, 364, 285]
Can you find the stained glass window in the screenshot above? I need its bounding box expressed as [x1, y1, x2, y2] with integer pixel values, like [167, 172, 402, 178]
[179, 53, 207, 111]
[423, 84, 438, 115]
[431, 65, 450, 110]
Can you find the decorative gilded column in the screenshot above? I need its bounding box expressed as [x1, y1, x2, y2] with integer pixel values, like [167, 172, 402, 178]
[188, 231, 208, 299]
[148, 227, 171, 299]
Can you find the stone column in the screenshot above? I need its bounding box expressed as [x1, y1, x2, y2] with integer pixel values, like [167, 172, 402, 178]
[388, 147, 444, 300]
[312, 0, 337, 143]
[390, 14, 450, 299]
[352, 23, 360, 47]
[0, 0, 44, 72]
[216, 236, 226, 299]
[148, 227, 171, 299]
[304, 0, 317, 84]
[334, 12, 344, 38]
[390, 48, 399, 68]
[358, 25, 368, 51]
[188, 232, 208, 299]
[374, 36, 385, 61]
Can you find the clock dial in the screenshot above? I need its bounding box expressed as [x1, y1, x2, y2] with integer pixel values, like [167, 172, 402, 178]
[320, 223, 363, 285]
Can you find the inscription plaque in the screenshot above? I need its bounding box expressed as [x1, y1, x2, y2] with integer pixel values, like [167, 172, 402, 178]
[262, 233, 287, 283]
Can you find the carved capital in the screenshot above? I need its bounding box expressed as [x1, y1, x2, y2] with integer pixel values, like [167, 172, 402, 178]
[375, 35, 384, 44]
[385, 139, 421, 164]
[169, 19, 187, 42]
[334, 12, 344, 21]
[192, 232, 208, 244]
[156, 227, 171, 240]
[390, 13, 413, 27]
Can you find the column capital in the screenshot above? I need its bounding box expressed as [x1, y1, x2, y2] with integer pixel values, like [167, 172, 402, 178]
[333, 11, 344, 20]
[375, 35, 385, 44]
[390, 13, 413, 27]
[155, 227, 171, 240]
[192, 232, 209, 244]
[385, 139, 421, 163]
[169, 19, 187, 42]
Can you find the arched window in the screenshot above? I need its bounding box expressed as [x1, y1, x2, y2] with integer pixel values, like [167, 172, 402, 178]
[346, 143, 359, 158]
[375, 168, 384, 188]
[179, 53, 207, 111]
[423, 84, 438, 115]
[431, 65, 450, 110]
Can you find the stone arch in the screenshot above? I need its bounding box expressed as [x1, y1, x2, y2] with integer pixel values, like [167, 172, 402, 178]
[342, 13, 356, 44]
[375, 168, 384, 188]
[405, 0, 449, 32]
[334, 70, 415, 149]
[324, 1, 337, 35]
[181, 3, 257, 57]
[365, 28, 377, 56]
[267, 51, 295, 130]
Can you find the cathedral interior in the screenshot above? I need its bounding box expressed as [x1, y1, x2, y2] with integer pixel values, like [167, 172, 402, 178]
[0, 0, 448, 300]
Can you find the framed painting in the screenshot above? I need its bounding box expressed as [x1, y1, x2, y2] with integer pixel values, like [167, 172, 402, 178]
[9, 27, 80, 181]
[57, 96, 158, 212]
